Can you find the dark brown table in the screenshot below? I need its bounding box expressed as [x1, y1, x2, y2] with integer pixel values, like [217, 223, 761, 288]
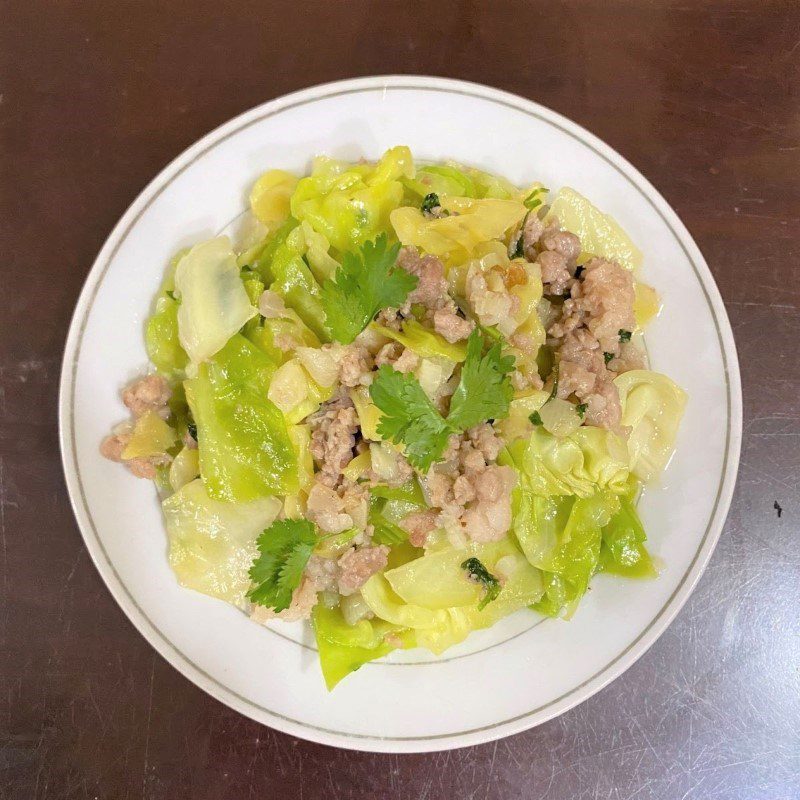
[3, 2, 799, 798]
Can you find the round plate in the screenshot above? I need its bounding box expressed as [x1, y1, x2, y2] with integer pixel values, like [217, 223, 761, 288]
[59, 76, 742, 752]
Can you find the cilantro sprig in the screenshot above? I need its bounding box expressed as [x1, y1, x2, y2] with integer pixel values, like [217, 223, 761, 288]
[247, 519, 317, 612]
[369, 330, 515, 470]
[321, 233, 418, 344]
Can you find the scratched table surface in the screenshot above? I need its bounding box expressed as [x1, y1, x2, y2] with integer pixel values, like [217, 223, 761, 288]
[2, 1, 799, 798]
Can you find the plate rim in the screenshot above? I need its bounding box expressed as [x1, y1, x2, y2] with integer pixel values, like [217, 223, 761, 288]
[58, 75, 743, 753]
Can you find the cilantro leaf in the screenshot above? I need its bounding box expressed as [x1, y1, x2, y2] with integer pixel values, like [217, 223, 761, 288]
[461, 557, 501, 610]
[370, 365, 454, 471]
[247, 519, 317, 612]
[320, 234, 417, 344]
[447, 330, 515, 431]
[618, 329, 632, 343]
[576, 402, 588, 419]
[529, 410, 543, 426]
[369, 330, 515, 471]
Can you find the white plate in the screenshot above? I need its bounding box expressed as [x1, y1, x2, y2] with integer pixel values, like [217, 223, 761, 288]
[59, 76, 742, 753]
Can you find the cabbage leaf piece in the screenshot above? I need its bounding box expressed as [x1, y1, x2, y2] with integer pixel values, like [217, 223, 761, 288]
[614, 370, 686, 483]
[545, 187, 642, 271]
[249, 169, 298, 228]
[291, 146, 413, 252]
[185, 334, 298, 502]
[403, 163, 524, 202]
[362, 537, 543, 654]
[499, 426, 633, 498]
[598, 497, 657, 579]
[146, 249, 189, 377]
[512, 492, 620, 618]
[174, 236, 257, 363]
[163, 478, 281, 607]
[371, 318, 468, 362]
[312, 604, 415, 690]
[390, 197, 527, 265]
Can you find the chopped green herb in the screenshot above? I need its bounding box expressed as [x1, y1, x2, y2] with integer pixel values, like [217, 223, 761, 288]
[447, 331, 515, 431]
[511, 212, 529, 258]
[548, 363, 560, 400]
[576, 403, 588, 419]
[421, 192, 440, 214]
[529, 410, 543, 426]
[247, 519, 317, 613]
[619, 329, 632, 343]
[370, 365, 454, 472]
[461, 557, 501, 610]
[604, 352, 614, 365]
[523, 186, 549, 211]
[370, 330, 514, 470]
[321, 233, 417, 344]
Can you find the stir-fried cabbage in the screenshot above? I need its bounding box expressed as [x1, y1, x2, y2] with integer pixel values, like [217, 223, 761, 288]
[545, 187, 643, 271]
[112, 146, 687, 690]
[495, 389, 550, 443]
[599, 497, 657, 579]
[362, 537, 543, 653]
[174, 237, 257, 363]
[291, 146, 412, 252]
[267, 227, 331, 341]
[371, 318, 468, 362]
[615, 370, 686, 482]
[349, 385, 383, 442]
[391, 197, 526, 265]
[185, 334, 298, 502]
[168, 446, 200, 492]
[249, 169, 298, 228]
[164, 478, 282, 607]
[312, 604, 414, 690]
[121, 411, 177, 460]
[145, 250, 190, 376]
[634, 282, 661, 329]
[403, 162, 523, 202]
[500, 427, 633, 498]
[267, 357, 333, 423]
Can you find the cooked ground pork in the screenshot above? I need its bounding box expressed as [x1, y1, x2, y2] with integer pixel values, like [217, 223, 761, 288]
[546, 255, 637, 430]
[334, 343, 374, 387]
[399, 509, 439, 547]
[397, 246, 450, 310]
[421, 424, 516, 545]
[521, 213, 545, 260]
[375, 343, 419, 374]
[305, 478, 368, 533]
[433, 307, 474, 343]
[537, 250, 573, 296]
[337, 545, 390, 595]
[122, 374, 171, 419]
[308, 396, 359, 483]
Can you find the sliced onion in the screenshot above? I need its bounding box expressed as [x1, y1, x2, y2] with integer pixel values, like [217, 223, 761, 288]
[539, 398, 582, 438]
[295, 346, 339, 387]
[341, 593, 372, 626]
[267, 359, 309, 413]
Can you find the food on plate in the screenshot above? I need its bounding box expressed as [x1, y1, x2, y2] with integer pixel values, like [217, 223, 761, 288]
[101, 147, 685, 688]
